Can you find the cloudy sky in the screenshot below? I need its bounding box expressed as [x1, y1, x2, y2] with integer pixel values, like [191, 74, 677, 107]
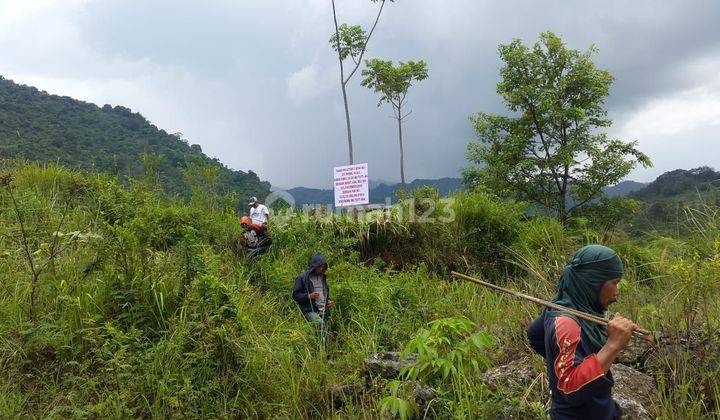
[1, 0, 719, 188]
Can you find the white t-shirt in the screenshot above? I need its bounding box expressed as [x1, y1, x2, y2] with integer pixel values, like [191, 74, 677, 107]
[250, 204, 269, 224]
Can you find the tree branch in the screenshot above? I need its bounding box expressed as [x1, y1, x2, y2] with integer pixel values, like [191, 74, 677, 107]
[344, 0, 386, 84]
[518, 62, 564, 196]
[527, 104, 563, 194]
[566, 188, 604, 214]
[331, 0, 346, 84]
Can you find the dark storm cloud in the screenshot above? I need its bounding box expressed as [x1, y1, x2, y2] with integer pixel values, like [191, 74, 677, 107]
[2, 0, 719, 187]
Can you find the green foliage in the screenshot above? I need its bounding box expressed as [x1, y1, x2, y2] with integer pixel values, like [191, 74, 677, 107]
[379, 381, 418, 420]
[452, 192, 526, 267]
[361, 58, 428, 185]
[401, 317, 494, 384]
[353, 189, 525, 272]
[329, 0, 393, 164]
[384, 317, 498, 418]
[181, 157, 221, 212]
[463, 32, 651, 222]
[361, 59, 429, 108]
[508, 216, 572, 290]
[0, 76, 270, 204]
[576, 196, 643, 232]
[632, 167, 720, 201]
[329, 24, 367, 62]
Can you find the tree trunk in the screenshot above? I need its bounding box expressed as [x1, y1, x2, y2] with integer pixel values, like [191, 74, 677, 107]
[558, 189, 567, 225]
[331, 0, 353, 165]
[397, 106, 405, 187]
[341, 83, 353, 164]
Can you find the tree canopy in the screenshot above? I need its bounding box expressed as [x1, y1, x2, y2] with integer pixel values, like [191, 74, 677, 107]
[361, 59, 428, 108]
[361, 59, 428, 186]
[463, 32, 651, 221]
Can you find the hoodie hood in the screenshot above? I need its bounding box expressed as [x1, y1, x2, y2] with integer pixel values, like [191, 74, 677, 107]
[307, 253, 328, 272]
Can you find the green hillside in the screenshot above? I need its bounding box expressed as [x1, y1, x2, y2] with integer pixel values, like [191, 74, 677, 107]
[631, 166, 720, 202]
[0, 76, 270, 202]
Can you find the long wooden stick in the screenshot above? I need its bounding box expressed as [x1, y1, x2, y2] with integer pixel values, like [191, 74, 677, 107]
[451, 271, 654, 343]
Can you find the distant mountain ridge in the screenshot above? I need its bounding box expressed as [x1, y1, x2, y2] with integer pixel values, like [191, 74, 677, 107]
[371, 178, 463, 203]
[280, 177, 464, 205]
[281, 178, 660, 206]
[604, 180, 648, 197]
[630, 167, 720, 201]
[0, 76, 270, 201]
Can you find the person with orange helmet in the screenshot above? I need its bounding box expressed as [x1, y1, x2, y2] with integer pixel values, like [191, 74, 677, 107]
[240, 215, 271, 259]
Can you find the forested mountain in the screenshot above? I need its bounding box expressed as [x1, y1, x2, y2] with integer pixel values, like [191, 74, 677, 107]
[621, 167, 720, 230]
[630, 167, 720, 201]
[283, 177, 463, 206]
[0, 76, 270, 201]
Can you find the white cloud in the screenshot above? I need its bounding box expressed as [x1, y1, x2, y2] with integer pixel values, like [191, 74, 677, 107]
[617, 55, 720, 181]
[286, 61, 332, 106]
[0, 0, 268, 176]
[619, 61, 720, 139]
[0, 0, 86, 24]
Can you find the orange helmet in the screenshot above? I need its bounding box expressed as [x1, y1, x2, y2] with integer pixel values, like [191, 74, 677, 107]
[241, 216, 251, 226]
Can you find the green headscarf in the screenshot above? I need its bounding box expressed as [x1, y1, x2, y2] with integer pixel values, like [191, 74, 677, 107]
[548, 245, 623, 349]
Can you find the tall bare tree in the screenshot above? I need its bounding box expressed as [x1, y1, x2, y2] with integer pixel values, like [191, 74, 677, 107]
[330, 0, 393, 164]
[361, 59, 428, 187]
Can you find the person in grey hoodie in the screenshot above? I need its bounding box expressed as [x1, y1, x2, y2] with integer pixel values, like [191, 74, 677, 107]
[292, 253, 333, 326]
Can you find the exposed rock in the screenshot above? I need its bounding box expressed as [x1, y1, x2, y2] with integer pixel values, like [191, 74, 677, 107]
[617, 337, 654, 366]
[610, 363, 656, 419]
[614, 396, 650, 420]
[480, 357, 548, 412]
[364, 353, 437, 417]
[611, 364, 656, 408]
[329, 380, 366, 408]
[411, 381, 437, 418]
[364, 351, 418, 379]
[480, 358, 657, 419]
[481, 356, 538, 389]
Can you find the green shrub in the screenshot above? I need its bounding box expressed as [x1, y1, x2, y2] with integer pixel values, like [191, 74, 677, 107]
[453, 192, 526, 268]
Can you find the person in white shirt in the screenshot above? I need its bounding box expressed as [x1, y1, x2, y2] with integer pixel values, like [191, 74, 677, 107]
[248, 196, 270, 225]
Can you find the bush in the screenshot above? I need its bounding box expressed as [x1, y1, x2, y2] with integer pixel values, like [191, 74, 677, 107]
[453, 192, 526, 268]
[576, 196, 642, 232]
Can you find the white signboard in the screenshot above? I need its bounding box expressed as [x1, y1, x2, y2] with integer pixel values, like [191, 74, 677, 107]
[334, 163, 369, 207]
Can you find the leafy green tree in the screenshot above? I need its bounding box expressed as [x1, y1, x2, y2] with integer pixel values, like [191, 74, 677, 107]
[576, 196, 643, 231]
[361, 59, 428, 186]
[463, 32, 651, 222]
[182, 157, 220, 212]
[329, 0, 393, 164]
[140, 152, 165, 191]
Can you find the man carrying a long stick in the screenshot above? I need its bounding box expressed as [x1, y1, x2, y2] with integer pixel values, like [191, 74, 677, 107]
[527, 245, 637, 420]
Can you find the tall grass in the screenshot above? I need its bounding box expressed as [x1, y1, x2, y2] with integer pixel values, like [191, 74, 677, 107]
[0, 162, 718, 418]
